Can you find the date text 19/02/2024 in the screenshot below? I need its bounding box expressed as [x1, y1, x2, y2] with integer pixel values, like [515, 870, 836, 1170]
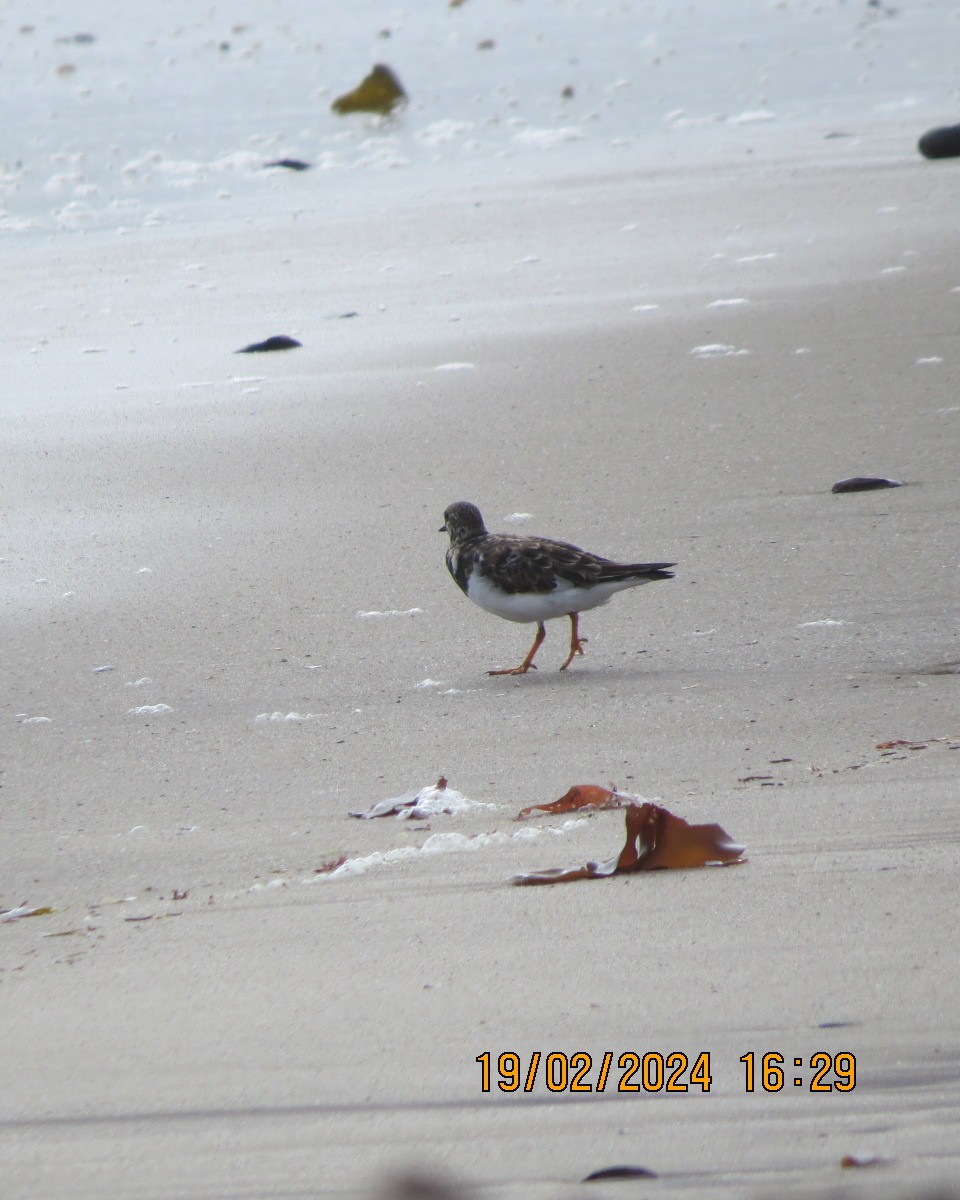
[476, 1051, 857, 1094]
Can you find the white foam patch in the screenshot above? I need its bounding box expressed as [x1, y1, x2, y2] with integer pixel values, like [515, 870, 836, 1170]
[874, 96, 919, 113]
[55, 201, 97, 228]
[798, 619, 844, 628]
[916, 356, 943, 364]
[736, 253, 778, 264]
[128, 703, 173, 715]
[421, 831, 494, 853]
[416, 679, 446, 689]
[320, 847, 421, 878]
[632, 303, 660, 312]
[283, 803, 590, 888]
[691, 343, 751, 358]
[706, 298, 749, 308]
[511, 826, 541, 842]
[664, 111, 721, 128]
[502, 512, 533, 523]
[728, 109, 776, 124]
[305, 820, 585, 883]
[433, 362, 474, 371]
[417, 119, 474, 146]
[357, 607, 424, 619]
[254, 711, 321, 723]
[20, 715, 52, 724]
[513, 126, 585, 147]
[0, 214, 41, 232]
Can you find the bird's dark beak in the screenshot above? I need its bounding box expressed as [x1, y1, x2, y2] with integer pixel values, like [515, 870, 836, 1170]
[439, 523, 447, 533]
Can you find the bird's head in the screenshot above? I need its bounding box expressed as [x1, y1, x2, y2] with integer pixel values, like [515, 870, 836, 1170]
[440, 500, 487, 543]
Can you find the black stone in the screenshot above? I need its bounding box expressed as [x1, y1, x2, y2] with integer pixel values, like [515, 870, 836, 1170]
[831, 476, 902, 493]
[235, 335, 302, 353]
[582, 1166, 658, 1183]
[264, 158, 311, 171]
[918, 124, 960, 160]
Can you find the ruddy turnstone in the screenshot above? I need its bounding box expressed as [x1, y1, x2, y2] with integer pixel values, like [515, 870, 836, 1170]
[441, 501, 675, 675]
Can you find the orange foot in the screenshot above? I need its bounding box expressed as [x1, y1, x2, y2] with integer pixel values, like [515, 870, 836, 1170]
[559, 613, 587, 671]
[488, 621, 546, 677]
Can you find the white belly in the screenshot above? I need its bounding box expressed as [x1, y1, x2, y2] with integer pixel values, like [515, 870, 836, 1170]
[466, 572, 646, 623]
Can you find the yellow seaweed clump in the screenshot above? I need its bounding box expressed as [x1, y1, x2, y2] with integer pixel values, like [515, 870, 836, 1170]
[331, 64, 407, 116]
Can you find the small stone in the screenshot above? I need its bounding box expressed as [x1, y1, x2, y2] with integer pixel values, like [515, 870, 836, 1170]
[235, 335, 302, 354]
[831, 476, 903, 493]
[918, 124, 960, 160]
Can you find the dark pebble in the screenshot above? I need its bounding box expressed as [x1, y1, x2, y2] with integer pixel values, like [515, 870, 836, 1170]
[918, 125, 960, 160]
[236, 335, 302, 353]
[264, 158, 311, 171]
[831, 476, 902, 493]
[582, 1166, 658, 1183]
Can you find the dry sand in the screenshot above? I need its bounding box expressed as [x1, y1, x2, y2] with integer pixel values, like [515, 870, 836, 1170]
[3, 95, 960, 1200]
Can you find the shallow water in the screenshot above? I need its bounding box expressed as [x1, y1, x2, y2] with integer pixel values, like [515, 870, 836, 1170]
[2, 0, 957, 235]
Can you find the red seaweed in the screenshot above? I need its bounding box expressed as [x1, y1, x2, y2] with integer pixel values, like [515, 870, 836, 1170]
[513, 801, 746, 885]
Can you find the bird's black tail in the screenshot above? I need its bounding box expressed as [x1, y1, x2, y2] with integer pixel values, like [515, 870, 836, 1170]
[608, 562, 676, 582]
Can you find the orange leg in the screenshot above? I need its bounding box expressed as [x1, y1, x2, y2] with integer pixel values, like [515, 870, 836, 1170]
[559, 612, 588, 671]
[489, 622, 547, 676]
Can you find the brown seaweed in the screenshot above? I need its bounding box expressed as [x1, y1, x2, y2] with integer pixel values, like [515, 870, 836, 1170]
[331, 64, 407, 116]
[516, 783, 631, 821]
[513, 801, 745, 885]
[314, 855, 348, 874]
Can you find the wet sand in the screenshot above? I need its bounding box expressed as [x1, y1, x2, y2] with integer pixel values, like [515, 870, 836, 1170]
[4, 104, 960, 1200]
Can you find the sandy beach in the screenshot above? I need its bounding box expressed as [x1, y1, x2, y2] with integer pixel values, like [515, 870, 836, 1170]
[3, 3, 960, 1198]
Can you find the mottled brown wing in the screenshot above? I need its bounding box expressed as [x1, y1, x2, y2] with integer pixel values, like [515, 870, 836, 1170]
[527, 538, 675, 588]
[476, 536, 570, 595]
[476, 535, 675, 595]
